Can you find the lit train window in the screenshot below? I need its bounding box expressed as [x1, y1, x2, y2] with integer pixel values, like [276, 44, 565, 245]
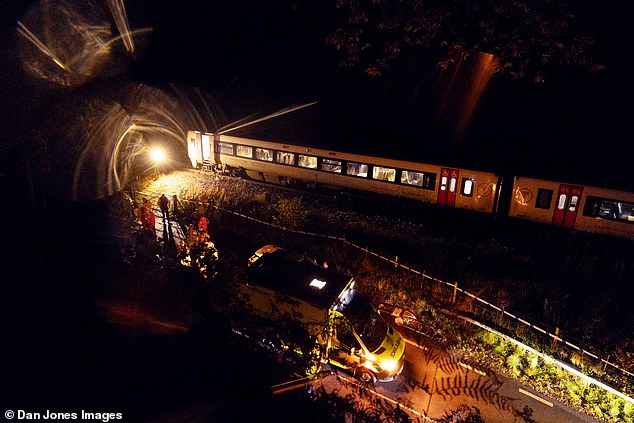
[440, 176, 447, 191]
[346, 162, 368, 177]
[255, 148, 273, 161]
[218, 142, 234, 155]
[276, 151, 295, 165]
[298, 155, 317, 169]
[322, 159, 342, 173]
[557, 194, 567, 210]
[400, 171, 436, 190]
[461, 178, 474, 197]
[536, 189, 553, 209]
[583, 196, 634, 223]
[449, 177, 457, 193]
[569, 195, 579, 212]
[424, 173, 436, 190]
[373, 166, 396, 182]
[236, 145, 252, 158]
[401, 171, 423, 187]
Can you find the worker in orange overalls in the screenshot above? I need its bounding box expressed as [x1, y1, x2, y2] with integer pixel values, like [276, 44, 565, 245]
[197, 215, 209, 234]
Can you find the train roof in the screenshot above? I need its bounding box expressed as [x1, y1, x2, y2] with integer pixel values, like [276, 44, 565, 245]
[247, 246, 353, 309]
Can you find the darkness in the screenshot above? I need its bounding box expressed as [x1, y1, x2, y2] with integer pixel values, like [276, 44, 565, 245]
[126, 0, 634, 190]
[1, 0, 633, 421]
[2, 0, 632, 188]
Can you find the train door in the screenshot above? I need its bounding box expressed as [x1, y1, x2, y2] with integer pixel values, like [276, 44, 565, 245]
[552, 184, 584, 227]
[437, 168, 459, 206]
[213, 134, 221, 165]
[187, 132, 202, 168]
[201, 133, 212, 162]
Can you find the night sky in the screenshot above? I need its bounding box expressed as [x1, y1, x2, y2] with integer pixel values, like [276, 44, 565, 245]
[1, 0, 633, 191]
[129, 0, 634, 191]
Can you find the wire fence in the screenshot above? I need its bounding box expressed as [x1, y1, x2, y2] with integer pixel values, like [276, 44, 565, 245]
[203, 201, 634, 390]
[138, 187, 632, 393]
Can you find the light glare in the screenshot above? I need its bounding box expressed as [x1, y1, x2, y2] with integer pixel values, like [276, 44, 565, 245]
[150, 147, 166, 163]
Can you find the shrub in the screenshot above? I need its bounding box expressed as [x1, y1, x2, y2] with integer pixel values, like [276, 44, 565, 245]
[273, 196, 308, 229]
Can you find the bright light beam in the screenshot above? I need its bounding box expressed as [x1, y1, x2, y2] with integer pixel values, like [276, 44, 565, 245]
[109, 124, 136, 190]
[16, 21, 67, 70]
[150, 146, 167, 164]
[217, 102, 318, 135]
[105, 0, 135, 53]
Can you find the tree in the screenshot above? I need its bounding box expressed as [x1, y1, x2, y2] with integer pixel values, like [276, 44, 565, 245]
[325, 0, 603, 82]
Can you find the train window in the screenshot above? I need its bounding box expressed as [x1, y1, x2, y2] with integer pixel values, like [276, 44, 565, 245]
[401, 171, 423, 187]
[298, 154, 317, 169]
[276, 151, 295, 165]
[255, 148, 273, 161]
[583, 196, 634, 223]
[569, 195, 579, 212]
[557, 194, 567, 210]
[236, 145, 253, 158]
[425, 174, 436, 190]
[373, 166, 396, 182]
[218, 142, 234, 155]
[461, 178, 474, 197]
[440, 176, 448, 191]
[449, 177, 457, 193]
[322, 159, 342, 173]
[346, 162, 368, 177]
[535, 189, 553, 209]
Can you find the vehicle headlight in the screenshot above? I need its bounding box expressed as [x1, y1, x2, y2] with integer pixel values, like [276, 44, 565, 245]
[381, 359, 398, 372]
[364, 353, 377, 362]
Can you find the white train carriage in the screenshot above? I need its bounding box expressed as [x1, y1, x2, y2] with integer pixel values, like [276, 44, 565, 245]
[188, 130, 634, 240]
[509, 176, 634, 240]
[187, 131, 499, 214]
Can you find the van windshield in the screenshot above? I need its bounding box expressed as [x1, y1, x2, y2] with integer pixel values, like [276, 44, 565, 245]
[335, 289, 388, 352]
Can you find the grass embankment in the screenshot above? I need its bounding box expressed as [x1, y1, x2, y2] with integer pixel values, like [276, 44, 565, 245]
[139, 169, 634, 422]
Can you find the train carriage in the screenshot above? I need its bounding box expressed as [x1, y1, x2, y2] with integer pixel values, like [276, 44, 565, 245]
[187, 131, 499, 215]
[509, 176, 634, 240]
[187, 130, 634, 241]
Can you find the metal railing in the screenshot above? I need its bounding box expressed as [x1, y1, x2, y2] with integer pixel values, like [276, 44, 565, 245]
[196, 200, 634, 392]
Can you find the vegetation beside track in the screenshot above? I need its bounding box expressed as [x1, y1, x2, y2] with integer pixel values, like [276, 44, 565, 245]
[136, 169, 634, 422]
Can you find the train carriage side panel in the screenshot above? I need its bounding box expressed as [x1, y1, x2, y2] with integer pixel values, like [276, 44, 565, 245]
[452, 169, 498, 214]
[212, 134, 497, 214]
[508, 177, 563, 225]
[213, 135, 442, 201]
[509, 176, 634, 240]
[574, 186, 634, 240]
[190, 132, 634, 240]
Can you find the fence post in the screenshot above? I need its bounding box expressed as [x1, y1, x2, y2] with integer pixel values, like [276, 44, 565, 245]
[452, 281, 458, 304]
[552, 327, 560, 348]
[395, 255, 398, 268]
